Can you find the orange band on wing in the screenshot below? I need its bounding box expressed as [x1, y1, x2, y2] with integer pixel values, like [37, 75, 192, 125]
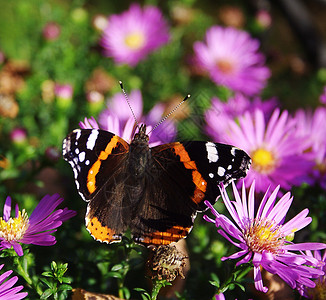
[140, 225, 191, 245]
[173, 145, 207, 204]
[87, 136, 127, 194]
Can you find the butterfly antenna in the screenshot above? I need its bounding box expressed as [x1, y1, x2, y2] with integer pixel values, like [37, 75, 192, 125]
[148, 94, 190, 134]
[119, 81, 139, 128]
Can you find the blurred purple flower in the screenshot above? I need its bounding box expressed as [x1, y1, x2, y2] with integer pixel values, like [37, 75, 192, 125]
[215, 108, 312, 192]
[101, 4, 170, 66]
[320, 86, 326, 105]
[294, 107, 326, 189]
[298, 250, 326, 298]
[193, 26, 270, 96]
[204, 181, 326, 293]
[214, 292, 225, 300]
[205, 93, 278, 141]
[10, 128, 27, 144]
[99, 89, 143, 125]
[0, 194, 76, 256]
[255, 10, 272, 30]
[81, 89, 177, 146]
[0, 264, 27, 299]
[54, 84, 73, 101]
[42, 22, 61, 41]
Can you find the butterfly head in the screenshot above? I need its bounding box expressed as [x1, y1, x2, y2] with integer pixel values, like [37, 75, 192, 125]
[131, 124, 149, 149]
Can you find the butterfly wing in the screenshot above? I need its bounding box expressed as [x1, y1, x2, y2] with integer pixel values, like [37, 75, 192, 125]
[63, 129, 131, 243]
[130, 141, 251, 245]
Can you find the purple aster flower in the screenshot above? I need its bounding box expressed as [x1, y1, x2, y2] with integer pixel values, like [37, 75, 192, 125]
[204, 181, 326, 293]
[294, 107, 326, 189]
[193, 26, 270, 96]
[0, 264, 27, 299]
[99, 89, 143, 125]
[205, 93, 278, 141]
[81, 89, 177, 146]
[101, 4, 170, 66]
[298, 250, 326, 298]
[0, 194, 76, 256]
[215, 108, 312, 192]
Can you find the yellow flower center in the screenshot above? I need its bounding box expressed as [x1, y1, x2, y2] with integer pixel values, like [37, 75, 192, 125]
[216, 59, 234, 75]
[0, 210, 29, 241]
[244, 218, 285, 255]
[252, 148, 276, 174]
[125, 32, 145, 50]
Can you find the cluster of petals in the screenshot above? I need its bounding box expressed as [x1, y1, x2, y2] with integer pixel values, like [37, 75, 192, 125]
[0, 194, 76, 256]
[193, 26, 270, 96]
[101, 4, 170, 66]
[0, 264, 27, 300]
[205, 93, 278, 141]
[80, 89, 177, 146]
[215, 108, 313, 192]
[204, 181, 326, 293]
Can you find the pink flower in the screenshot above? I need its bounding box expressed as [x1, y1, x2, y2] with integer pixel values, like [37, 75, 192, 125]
[293, 107, 326, 189]
[54, 84, 73, 100]
[42, 22, 61, 41]
[0, 194, 76, 256]
[215, 108, 313, 192]
[204, 181, 326, 293]
[0, 264, 27, 299]
[10, 128, 27, 144]
[101, 4, 170, 66]
[193, 26, 270, 96]
[320, 86, 326, 105]
[298, 250, 326, 298]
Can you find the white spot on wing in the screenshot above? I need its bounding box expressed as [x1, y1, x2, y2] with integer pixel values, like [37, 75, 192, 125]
[79, 151, 85, 162]
[231, 147, 236, 156]
[218, 166, 225, 177]
[74, 129, 81, 140]
[86, 130, 99, 150]
[209, 173, 214, 178]
[206, 142, 219, 163]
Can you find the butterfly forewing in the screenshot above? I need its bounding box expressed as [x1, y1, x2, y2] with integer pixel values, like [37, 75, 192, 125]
[62, 129, 129, 201]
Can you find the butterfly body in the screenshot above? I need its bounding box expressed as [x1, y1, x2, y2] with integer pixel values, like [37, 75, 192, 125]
[63, 124, 251, 245]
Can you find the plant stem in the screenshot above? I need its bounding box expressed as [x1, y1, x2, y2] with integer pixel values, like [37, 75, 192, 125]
[151, 279, 165, 300]
[217, 263, 252, 295]
[15, 257, 43, 296]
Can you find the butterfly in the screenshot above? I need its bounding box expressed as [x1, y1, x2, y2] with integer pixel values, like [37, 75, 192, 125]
[63, 122, 251, 246]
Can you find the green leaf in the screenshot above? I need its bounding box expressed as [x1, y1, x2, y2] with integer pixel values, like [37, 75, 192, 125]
[40, 278, 52, 289]
[106, 271, 123, 279]
[111, 264, 123, 271]
[40, 289, 53, 299]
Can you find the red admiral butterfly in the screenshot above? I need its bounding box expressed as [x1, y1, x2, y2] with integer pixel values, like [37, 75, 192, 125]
[62, 91, 251, 246]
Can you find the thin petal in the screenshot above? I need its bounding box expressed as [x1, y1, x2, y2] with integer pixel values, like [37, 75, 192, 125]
[3, 197, 12, 222]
